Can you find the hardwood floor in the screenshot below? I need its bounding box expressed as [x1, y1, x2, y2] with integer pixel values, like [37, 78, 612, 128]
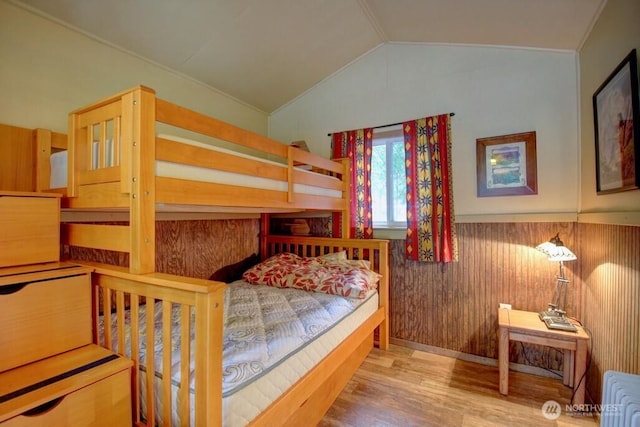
[320, 344, 598, 427]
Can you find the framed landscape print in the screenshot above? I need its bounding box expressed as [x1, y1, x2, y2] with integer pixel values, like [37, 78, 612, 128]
[593, 49, 640, 194]
[476, 131, 537, 197]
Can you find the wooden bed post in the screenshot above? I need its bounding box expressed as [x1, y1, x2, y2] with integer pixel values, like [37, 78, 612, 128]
[66, 113, 79, 198]
[377, 241, 390, 350]
[124, 87, 156, 274]
[341, 158, 350, 238]
[260, 213, 270, 259]
[33, 128, 51, 192]
[194, 289, 224, 425]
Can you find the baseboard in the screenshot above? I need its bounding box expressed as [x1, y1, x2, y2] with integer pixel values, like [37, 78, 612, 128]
[390, 337, 562, 379]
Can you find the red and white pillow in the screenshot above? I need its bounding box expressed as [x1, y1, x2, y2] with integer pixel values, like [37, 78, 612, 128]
[242, 252, 380, 299]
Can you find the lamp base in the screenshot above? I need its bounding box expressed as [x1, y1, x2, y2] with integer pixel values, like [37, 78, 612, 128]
[538, 309, 563, 320]
[538, 311, 577, 332]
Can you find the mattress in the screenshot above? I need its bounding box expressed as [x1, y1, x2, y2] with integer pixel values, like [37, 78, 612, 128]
[49, 134, 342, 199]
[100, 281, 378, 426]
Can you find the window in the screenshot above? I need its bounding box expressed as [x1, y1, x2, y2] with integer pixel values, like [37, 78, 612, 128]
[371, 128, 407, 228]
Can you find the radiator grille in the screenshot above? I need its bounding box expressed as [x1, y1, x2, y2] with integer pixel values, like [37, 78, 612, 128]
[601, 370, 640, 426]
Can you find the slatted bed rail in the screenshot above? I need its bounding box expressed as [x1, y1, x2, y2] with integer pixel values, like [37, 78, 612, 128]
[87, 261, 226, 427]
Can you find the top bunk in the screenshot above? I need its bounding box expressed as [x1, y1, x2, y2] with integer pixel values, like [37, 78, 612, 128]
[36, 85, 350, 274]
[52, 85, 348, 213]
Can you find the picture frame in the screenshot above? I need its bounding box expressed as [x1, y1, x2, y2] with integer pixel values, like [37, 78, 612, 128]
[593, 48, 640, 194]
[476, 131, 537, 197]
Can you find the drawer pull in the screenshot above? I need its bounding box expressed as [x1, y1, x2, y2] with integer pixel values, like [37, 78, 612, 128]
[22, 396, 64, 416]
[0, 272, 86, 296]
[0, 283, 28, 295]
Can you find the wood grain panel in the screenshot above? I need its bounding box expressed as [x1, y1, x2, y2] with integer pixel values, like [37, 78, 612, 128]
[387, 222, 576, 369]
[66, 219, 259, 278]
[156, 219, 259, 278]
[579, 222, 640, 403]
[0, 124, 34, 191]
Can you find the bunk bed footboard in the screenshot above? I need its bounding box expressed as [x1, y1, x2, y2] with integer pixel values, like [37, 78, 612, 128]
[86, 262, 225, 427]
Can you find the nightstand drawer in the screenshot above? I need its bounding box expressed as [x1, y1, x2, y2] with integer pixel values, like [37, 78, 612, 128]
[0, 265, 91, 372]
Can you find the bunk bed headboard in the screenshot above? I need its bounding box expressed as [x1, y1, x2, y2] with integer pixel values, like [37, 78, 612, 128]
[64, 86, 156, 274]
[262, 234, 390, 349]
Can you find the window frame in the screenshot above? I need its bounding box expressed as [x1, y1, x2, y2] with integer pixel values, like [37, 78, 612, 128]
[371, 127, 407, 229]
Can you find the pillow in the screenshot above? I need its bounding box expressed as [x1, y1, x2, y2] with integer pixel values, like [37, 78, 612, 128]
[317, 250, 347, 263]
[319, 255, 371, 270]
[242, 252, 380, 298]
[209, 253, 261, 283]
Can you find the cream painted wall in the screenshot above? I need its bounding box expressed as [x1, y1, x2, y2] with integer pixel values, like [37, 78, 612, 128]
[578, 0, 640, 224]
[269, 43, 580, 218]
[0, 1, 268, 136]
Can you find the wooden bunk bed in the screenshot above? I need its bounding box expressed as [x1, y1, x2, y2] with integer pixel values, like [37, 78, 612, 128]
[53, 85, 350, 274]
[25, 85, 389, 426]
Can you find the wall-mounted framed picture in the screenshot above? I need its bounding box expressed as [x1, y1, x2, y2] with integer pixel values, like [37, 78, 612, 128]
[476, 131, 537, 197]
[593, 48, 640, 194]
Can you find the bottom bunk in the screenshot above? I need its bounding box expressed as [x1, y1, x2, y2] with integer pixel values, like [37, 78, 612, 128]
[85, 235, 389, 426]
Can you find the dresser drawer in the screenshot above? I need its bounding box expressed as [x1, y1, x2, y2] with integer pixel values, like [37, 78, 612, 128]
[1, 369, 131, 427]
[0, 266, 91, 372]
[0, 192, 60, 268]
[0, 345, 132, 426]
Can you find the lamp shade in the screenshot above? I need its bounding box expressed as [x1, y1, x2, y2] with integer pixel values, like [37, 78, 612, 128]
[536, 233, 577, 261]
[546, 246, 577, 262]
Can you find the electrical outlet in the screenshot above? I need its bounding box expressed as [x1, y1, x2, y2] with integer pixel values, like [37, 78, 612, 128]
[499, 303, 512, 310]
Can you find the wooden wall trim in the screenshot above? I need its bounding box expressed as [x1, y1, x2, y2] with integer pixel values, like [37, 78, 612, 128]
[578, 211, 640, 226]
[456, 212, 578, 223]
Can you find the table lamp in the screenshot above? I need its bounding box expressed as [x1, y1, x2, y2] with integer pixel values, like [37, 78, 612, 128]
[536, 233, 578, 331]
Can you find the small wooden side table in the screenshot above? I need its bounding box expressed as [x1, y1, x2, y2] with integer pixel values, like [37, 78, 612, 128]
[498, 308, 590, 404]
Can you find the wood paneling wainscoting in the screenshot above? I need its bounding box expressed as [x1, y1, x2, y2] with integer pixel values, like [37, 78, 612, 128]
[389, 222, 577, 372]
[579, 222, 640, 404]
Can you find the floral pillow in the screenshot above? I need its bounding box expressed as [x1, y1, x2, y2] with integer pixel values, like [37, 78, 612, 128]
[242, 252, 380, 299]
[317, 250, 347, 263]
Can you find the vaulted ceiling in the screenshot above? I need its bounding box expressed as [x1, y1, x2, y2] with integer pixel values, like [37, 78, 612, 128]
[15, 0, 605, 113]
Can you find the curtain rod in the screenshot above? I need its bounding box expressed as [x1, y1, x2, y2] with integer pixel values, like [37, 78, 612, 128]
[327, 112, 455, 136]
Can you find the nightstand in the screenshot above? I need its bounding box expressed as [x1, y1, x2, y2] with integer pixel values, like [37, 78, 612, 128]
[498, 308, 590, 405]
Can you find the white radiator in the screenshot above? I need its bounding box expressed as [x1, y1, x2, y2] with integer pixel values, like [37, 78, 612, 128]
[601, 370, 640, 426]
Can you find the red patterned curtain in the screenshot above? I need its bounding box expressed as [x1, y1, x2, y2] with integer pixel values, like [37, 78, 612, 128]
[330, 128, 374, 239]
[403, 115, 458, 262]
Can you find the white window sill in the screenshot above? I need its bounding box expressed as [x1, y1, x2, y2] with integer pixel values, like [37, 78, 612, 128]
[372, 228, 406, 240]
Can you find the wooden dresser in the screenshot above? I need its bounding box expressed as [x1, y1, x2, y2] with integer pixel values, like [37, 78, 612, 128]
[0, 192, 133, 426]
